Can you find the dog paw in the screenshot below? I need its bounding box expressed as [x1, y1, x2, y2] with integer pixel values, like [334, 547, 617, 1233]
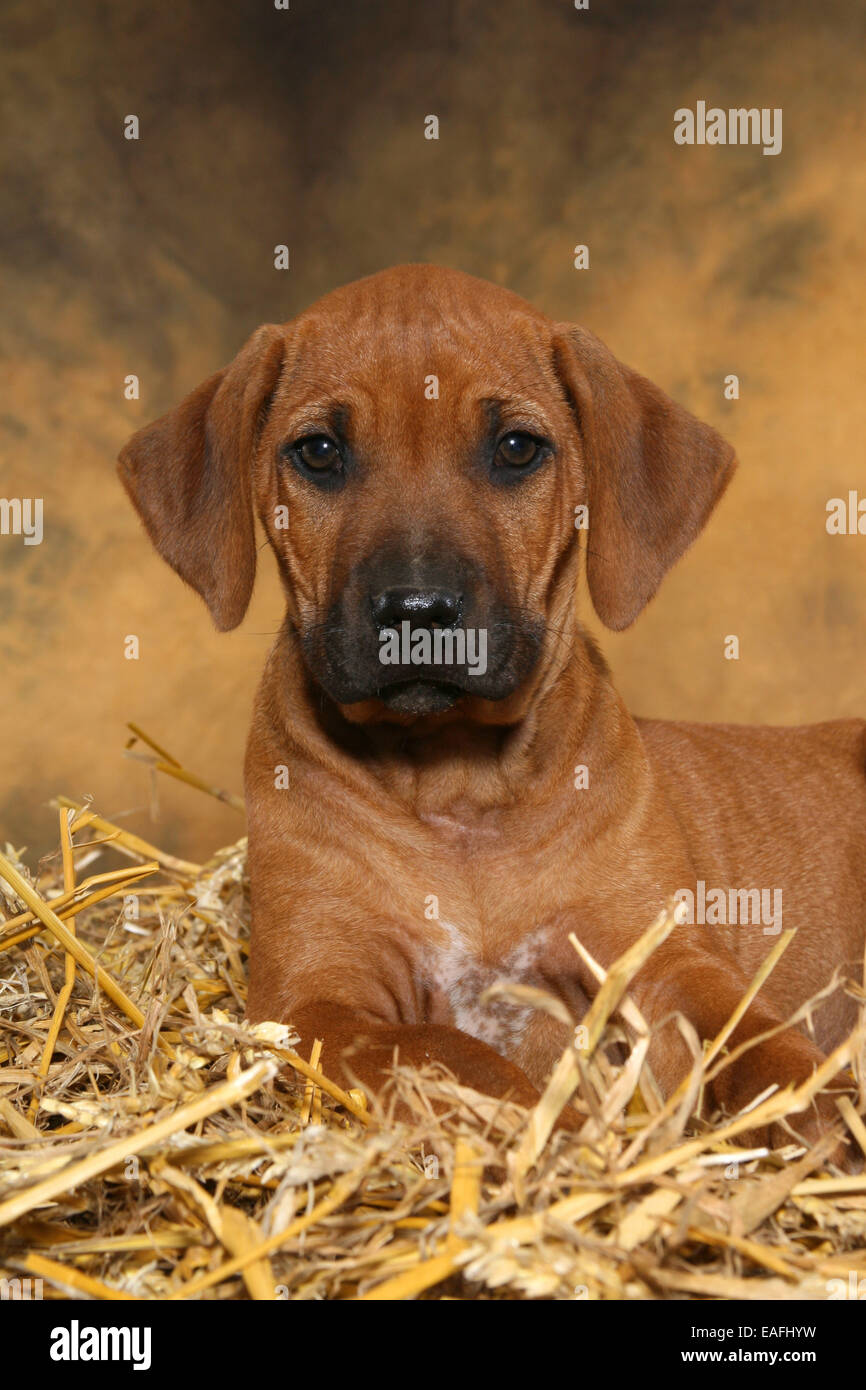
[768, 1087, 863, 1173]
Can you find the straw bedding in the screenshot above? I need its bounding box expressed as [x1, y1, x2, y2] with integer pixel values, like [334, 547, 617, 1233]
[0, 730, 864, 1301]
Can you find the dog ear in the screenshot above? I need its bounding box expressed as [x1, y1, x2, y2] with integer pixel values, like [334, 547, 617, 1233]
[552, 325, 737, 630]
[117, 324, 286, 631]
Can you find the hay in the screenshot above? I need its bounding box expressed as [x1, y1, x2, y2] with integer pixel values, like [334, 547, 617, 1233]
[0, 731, 865, 1301]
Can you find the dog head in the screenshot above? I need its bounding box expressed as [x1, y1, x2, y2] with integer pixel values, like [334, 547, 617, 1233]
[118, 264, 735, 724]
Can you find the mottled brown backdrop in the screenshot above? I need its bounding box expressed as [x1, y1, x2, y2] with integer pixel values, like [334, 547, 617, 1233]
[1, 0, 864, 859]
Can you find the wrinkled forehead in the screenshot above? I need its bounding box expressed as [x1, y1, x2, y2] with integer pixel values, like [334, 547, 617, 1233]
[272, 293, 564, 445]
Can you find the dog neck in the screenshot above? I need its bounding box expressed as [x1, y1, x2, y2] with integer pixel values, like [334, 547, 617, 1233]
[261, 618, 650, 829]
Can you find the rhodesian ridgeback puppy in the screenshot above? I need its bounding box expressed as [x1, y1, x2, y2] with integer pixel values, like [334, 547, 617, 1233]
[118, 264, 865, 1158]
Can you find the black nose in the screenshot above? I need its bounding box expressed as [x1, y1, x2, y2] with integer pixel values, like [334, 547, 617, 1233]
[371, 586, 462, 630]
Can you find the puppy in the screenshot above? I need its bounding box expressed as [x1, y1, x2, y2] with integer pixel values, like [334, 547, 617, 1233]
[119, 264, 864, 1156]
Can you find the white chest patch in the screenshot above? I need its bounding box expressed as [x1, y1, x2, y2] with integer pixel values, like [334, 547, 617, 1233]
[422, 920, 550, 1052]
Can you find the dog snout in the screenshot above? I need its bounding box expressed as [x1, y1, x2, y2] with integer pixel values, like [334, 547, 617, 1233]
[371, 586, 463, 632]
[304, 544, 544, 711]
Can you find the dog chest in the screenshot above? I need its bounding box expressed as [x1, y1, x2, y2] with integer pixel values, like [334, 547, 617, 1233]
[421, 920, 551, 1051]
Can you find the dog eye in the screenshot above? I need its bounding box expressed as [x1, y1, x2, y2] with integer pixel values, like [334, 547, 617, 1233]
[495, 432, 541, 468]
[293, 435, 342, 471]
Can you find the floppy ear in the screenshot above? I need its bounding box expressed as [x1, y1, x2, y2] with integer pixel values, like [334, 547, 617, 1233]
[117, 324, 286, 631]
[552, 325, 737, 630]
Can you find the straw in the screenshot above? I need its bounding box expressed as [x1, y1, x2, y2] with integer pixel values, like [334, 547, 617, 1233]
[1, 775, 863, 1302]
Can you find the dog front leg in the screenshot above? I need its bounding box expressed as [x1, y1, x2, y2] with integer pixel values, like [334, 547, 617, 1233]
[631, 944, 855, 1162]
[285, 1000, 579, 1129]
